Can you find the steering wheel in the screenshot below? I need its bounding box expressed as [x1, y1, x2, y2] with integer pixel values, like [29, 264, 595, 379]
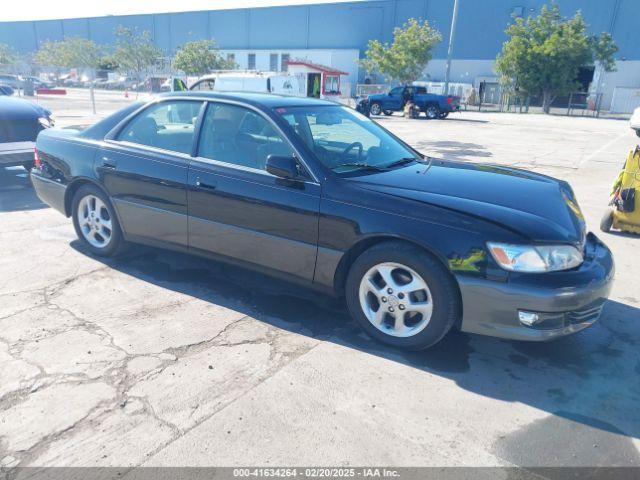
[342, 142, 364, 160]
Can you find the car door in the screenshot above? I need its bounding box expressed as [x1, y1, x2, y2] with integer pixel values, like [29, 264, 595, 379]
[99, 99, 204, 247]
[385, 87, 404, 110]
[187, 101, 320, 281]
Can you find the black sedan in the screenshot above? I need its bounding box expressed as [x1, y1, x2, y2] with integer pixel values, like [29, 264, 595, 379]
[30, 92, 614, 350]
[1, 96, 53, 170]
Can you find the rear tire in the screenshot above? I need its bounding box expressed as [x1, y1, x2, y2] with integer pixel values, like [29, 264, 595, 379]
[425, 104, 440, 119]
[383, 110, 393, 116]
[600, 207, 614, 233]
[72, 184, 124, 257]
[438, 112, 449, 119]
[345, 241, 460, 350]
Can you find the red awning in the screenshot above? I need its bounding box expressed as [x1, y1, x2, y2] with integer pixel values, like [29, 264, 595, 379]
[286, 59, 347, 76]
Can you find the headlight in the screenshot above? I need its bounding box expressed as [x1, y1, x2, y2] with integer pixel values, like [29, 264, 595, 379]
[487, 242, 583, 272]
[38, 116, 52, 128]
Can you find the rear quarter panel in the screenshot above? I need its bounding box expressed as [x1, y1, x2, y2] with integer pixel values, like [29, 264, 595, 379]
[35, 129, 100, 196]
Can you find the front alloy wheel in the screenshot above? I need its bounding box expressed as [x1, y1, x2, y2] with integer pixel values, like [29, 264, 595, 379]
[345, 241, 460, 350]
[358, 262, 433, 337]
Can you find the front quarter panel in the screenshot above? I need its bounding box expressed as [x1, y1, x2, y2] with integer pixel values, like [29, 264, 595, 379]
[314, 176, 518, 291]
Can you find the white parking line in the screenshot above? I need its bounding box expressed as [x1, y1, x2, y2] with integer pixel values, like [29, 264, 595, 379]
[575, 131, 629, 169]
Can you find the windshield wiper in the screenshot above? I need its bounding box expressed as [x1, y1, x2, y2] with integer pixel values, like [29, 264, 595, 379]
[332, 162, 388, 172]
[387, 156, 433, 169]
[384, 157, 418, 169]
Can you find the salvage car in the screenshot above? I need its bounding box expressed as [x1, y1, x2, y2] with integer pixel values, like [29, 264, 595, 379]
[1, 96, 53, 170]
[31, 92, 614, 350]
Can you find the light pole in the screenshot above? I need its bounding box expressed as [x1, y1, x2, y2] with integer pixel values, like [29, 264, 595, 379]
[444, 0, 460, 96]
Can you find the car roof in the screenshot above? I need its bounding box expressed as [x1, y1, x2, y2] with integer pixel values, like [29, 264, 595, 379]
[158, 91, 337, 109]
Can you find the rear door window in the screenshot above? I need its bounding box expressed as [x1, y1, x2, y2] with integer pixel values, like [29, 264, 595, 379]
[117, 100, 202, 155]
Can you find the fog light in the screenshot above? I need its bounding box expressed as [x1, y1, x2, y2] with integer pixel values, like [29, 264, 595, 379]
[518, 310, 540, 327]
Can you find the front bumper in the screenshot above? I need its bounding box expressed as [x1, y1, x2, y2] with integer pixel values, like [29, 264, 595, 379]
[30, 171, 67, 215]
[457, 233, 614, 341]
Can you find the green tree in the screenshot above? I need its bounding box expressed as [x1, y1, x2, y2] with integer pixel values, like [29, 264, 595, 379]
[495, 4, 618, 113]
[98, 54, 119, 72]
[173, 39, 237, 76]
[360, 18, 442, 85]
[112, 26, 162, 85]
[34, 37, 101, 70]
[0, 43, 16, 71]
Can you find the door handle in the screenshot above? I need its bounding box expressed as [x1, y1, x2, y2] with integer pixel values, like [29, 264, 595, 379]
[195, 177, 217, 191]
[101, 157, 117, 170]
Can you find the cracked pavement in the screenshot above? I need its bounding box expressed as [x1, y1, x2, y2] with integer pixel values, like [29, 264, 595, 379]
[0, 100, 639, 472]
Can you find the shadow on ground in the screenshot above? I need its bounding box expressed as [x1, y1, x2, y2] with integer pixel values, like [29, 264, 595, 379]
[0, 166, 47, 212]
[74, 239, 640, 464]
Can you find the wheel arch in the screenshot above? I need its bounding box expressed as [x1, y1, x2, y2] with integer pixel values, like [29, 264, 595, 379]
[64, 177, 115, 219]
[333, 234, 455, 293]
[333, 234, 464, 329]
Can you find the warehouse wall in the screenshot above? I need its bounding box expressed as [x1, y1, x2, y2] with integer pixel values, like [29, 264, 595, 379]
[0, 0, 637, 60]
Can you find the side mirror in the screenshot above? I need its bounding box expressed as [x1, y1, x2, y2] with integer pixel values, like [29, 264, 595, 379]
[266, 155, 301, 180]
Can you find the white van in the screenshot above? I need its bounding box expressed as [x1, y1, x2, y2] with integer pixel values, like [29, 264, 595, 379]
[187, 72, 302, 97]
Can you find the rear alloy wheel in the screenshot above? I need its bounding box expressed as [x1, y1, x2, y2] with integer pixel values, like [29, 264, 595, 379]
[425, 104, 440, 119]
[72, 185, 124, 256]
[370, 102, 382, 116]
[346, 242, 460, 350]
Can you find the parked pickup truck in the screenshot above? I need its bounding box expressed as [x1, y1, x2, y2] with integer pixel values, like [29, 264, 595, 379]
[368, 86, 460, 119]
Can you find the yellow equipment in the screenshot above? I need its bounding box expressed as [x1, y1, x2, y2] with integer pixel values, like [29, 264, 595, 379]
[601, 146, 640, 234]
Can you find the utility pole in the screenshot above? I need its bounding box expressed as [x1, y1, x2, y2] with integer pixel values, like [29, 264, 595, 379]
[444, 0, 460, 96]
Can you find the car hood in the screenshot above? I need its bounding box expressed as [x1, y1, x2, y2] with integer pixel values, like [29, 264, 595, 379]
[350, 159, 586, 244]
[0, 97, 51, 120]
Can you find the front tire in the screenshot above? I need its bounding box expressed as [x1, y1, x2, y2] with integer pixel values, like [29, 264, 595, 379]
[600, 207, 614, 233]
[345, 242, 460, 350]
[370, 102, 382, 116]
[72, 185, 124, 256]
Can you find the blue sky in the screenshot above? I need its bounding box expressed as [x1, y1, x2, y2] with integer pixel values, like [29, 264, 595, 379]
[3, 0, 366, 22]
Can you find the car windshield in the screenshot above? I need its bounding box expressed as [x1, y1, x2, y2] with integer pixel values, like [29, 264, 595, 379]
[276, 105, 420, 174]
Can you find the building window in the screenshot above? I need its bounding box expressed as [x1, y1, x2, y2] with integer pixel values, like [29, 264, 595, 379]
[281, 53, 290, 72]
[248, 53, 256, 70]
[324, 75, 340, 95]
[270, 53, 278, 72]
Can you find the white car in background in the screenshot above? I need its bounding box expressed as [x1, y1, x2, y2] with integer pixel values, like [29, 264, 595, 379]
[631, 107, 640, 137]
